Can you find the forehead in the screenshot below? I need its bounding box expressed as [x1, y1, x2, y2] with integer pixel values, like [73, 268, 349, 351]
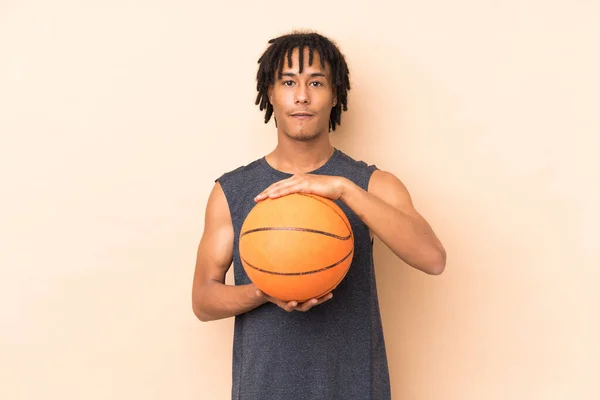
[279, 46, 331, 76]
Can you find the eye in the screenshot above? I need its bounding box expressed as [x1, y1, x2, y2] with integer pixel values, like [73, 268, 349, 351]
[282, 80, 294, 86]
[310, 81, 324, 87]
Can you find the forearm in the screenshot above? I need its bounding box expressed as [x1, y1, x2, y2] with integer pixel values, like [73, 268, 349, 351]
[340, 179, 446, 274]
[192, 281, 266, 322]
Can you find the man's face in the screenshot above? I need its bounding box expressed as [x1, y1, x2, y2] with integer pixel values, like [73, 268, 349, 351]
[268, 47, 337, 141]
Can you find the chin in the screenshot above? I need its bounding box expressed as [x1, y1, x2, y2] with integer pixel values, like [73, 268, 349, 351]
[284, 127, 325, 142]
[290, 133, 318, 142]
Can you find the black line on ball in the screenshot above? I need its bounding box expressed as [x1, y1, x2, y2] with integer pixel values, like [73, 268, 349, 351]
[297, 193, 352, 236]
[241, 249, 353, 276]
[241, 226, 351, 241]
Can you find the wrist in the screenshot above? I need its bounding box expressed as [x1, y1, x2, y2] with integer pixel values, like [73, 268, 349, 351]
[236, 283, 265, 309]
[338, 177, 359, 202]
[247, 283, 268, 307]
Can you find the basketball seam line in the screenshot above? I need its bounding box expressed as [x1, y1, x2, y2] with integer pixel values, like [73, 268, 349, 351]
[241, 248, 354, 276]
[297, 193, 352, 236]
[240, 226, 351, 240]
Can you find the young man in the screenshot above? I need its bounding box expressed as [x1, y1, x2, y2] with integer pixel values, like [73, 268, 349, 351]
[192, 31, 446, 400]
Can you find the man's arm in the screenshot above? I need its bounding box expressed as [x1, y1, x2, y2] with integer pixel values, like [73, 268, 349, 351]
[254, 170, 446, 275]
[191, 182, 266, 322]
[341, 170, 446, 275]
[192, 182, 330, 320]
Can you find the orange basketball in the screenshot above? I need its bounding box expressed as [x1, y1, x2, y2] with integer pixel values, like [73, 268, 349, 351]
[239, 193, 354, 302]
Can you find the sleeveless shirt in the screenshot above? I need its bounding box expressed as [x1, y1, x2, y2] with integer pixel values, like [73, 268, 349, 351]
[215, 148, 391, 400]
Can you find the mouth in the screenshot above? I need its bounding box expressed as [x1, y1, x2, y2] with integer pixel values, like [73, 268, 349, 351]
[290, 113, 314, 121]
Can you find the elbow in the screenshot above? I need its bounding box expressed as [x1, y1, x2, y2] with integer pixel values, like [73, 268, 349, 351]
[427, 262, 445, 276]
[192, 302, 214, 322]
[398, 246, 447, 275]
[191, 290, 213, 322]
[413, 245, 446, 275]
[427, 247, 446, 275]
[192, 303, 209, 322]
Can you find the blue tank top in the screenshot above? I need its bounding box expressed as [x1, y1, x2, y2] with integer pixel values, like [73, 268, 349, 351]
[216, 148, 391, 400]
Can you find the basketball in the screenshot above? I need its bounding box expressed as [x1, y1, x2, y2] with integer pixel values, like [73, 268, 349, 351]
[239, 193, 354, 302]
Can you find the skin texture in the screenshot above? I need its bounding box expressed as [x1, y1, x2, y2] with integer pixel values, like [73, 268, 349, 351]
[192, 47, 446, 321]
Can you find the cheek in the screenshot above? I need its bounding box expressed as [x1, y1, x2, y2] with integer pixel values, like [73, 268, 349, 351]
[274, 91, 293, 105]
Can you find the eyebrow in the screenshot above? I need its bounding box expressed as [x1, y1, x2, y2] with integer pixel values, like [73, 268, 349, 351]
[280, 72, 327, 78]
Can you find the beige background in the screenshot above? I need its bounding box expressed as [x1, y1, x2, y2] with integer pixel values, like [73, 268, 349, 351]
[1, 1, 599, 399]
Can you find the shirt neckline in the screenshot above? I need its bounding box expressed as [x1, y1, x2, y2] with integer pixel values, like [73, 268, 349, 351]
[259, 147, 340, 178]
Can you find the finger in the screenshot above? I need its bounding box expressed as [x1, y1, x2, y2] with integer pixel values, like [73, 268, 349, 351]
[320, 292, 333, 301]
[254, 180, 293, 201]
[256, 185, 296, 201]
[261, 177, 301, 195]
[254, 187, 275, 201]
[281, 300, 298, 312]
[266, 183, 305, 199]
[294, 298, 319, 312]
[294, 293, 333, 312]
[320, 292, 334, 304]
[262, 292, 297, 312]
[267, 178, 312, 199]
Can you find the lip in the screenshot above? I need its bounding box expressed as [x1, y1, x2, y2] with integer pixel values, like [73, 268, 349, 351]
[290, 113, 314, 120]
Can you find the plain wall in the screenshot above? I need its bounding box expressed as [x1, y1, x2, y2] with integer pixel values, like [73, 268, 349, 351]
[1, 1, 598, 399]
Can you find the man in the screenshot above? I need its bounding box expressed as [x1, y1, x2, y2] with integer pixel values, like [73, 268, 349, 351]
[192, 31, 446, 400]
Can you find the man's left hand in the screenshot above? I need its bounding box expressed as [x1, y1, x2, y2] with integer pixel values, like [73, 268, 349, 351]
[254, 174, 348, 202]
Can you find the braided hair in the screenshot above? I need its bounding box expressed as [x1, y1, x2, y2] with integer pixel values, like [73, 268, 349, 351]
[255, 31, 351, 131]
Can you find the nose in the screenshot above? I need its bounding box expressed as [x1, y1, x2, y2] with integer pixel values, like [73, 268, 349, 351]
[294, 85, 310, 105]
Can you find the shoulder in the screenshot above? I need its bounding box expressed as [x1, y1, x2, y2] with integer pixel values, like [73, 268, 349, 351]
[334, 150, 406, 194]
[212, 157, 267, 212]
[335, 149, 378, 173]
[368, 169, 407, 191]
[333, 149, 379, 191]
[336, 149, 413, 207]
[215, 159, 263, 185]
[368, 169, 416, 211]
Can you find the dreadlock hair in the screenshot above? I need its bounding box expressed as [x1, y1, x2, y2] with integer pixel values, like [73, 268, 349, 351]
[255, 31, 351, 132]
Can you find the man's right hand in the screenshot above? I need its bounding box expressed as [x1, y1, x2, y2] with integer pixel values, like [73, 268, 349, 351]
[256, 289, 334, 312]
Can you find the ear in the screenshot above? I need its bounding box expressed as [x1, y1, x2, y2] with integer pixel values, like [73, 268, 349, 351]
[268, 85, 274, 105]
[332, 94, 338, 107]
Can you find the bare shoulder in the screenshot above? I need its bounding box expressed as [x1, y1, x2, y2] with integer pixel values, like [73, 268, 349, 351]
[199, 181, 235, 263]
[192, 181, 234, 293]
[204, 182, 232, 226]
[367, 169, 416, 212]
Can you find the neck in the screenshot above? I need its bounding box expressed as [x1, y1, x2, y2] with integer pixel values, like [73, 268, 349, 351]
[266, 131, 335, 175]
